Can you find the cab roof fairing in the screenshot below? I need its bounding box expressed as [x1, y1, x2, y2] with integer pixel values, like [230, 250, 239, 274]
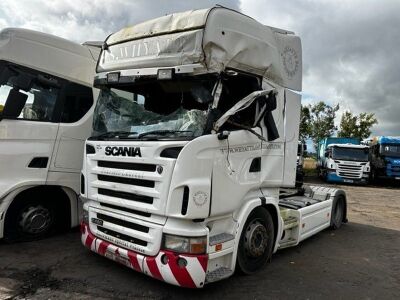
[97, 6, 302, 92]
[0, 28, 100, 87]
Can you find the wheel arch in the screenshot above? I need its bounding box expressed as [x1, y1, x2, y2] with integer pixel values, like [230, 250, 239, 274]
[231, 197, 281, 271]
[332, 189, 348, 224]
[2, 185, 78, 239]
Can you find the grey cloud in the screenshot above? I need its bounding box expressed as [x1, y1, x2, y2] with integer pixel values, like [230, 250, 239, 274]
[241, 0, 400, 136]
[0, 0, 239, 42]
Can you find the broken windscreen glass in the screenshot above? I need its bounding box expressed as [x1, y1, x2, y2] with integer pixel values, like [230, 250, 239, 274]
[92, 74, 217, 140]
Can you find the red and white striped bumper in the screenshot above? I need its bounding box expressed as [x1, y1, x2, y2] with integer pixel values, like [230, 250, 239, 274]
[80, 222, 208, 288]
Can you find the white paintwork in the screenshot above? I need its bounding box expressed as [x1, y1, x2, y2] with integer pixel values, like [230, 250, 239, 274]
[0, 28, 99, 238]
[82, 7, 345, 286]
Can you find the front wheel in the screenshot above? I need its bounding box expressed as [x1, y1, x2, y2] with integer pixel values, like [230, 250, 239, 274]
[237, 208, 275, 274]
[5, 199, 55, 242]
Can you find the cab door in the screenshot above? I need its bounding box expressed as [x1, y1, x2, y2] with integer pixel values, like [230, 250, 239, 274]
[0, 62, 62, 198]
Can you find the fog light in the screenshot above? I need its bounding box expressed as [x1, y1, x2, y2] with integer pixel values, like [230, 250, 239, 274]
[177, 258, 187, 268]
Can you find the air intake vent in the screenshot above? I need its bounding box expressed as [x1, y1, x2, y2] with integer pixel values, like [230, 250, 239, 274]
[160, 147, 183, 158]
[80, 173, 85, 194]
[181, 186, 189, 215]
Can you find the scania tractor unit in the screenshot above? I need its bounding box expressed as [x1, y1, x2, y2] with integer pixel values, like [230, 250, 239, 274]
[80, 7, 347, 288]
[317, 137, 370, 184]
[0, 28, 99, 241]
[366, 136, 400, 181]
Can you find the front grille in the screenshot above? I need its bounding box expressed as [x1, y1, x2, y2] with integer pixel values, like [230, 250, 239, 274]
[97, 213, 149, 233]
[98, 160, 156, 172]
[337, 163, 362, 179]
[98, 174, 155, 188]
[98, 188, 153, 204]
[97, 226, 147, 246]
[100, 202, 151, 218]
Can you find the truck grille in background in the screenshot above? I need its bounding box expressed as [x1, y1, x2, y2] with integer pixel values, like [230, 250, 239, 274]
[337, 163, 363, 179]
[98, 174, 155, 188]
[98, 160, 156, 172]
[98, 188, 153, 204]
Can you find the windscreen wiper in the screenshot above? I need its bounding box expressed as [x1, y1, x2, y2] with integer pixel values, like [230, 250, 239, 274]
[92, 131, 137, 140]
[138, 130, 192, 139]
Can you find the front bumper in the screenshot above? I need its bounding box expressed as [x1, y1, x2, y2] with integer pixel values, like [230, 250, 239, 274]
[326, 172, 367, 184]
[81, 222, 208, 288]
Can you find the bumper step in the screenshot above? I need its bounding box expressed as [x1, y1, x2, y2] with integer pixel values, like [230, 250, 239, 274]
[206, 267, 233, 283]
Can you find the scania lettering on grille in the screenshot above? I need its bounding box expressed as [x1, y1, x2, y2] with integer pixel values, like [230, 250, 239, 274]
[105, 146, 141, 157]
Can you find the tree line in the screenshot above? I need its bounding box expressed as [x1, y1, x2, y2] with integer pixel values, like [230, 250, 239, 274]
[300, 101, 378, 149]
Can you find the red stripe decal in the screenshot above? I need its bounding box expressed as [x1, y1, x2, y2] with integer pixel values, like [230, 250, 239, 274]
[167, 253, 196, 288]
[127, 252, 141, 271]
[98, 241, 110, 256]
[197, 256, 208, 272]
[85, 233, 95, 249]
[146, 257, 163, 281]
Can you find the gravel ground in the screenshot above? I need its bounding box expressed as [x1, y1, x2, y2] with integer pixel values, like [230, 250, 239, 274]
[1, 177, 399, 299]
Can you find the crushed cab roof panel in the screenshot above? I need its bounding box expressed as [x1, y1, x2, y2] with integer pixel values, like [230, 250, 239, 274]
[107, 8, 211, 45]
[100, 7, 302, 91]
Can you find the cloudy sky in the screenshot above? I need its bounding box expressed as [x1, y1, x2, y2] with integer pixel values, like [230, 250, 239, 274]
[0, 0, 399, 136]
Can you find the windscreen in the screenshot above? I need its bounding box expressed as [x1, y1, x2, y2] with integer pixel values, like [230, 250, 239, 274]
[380, 144, 400, 158]
[332, 147, 369, 162]
[92, 74, 217, 140]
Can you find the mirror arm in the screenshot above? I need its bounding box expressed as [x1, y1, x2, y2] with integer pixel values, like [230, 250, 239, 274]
[226, 119, 266, 141]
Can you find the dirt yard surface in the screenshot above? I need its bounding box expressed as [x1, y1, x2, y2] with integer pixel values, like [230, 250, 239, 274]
[1, 178, 399, 299]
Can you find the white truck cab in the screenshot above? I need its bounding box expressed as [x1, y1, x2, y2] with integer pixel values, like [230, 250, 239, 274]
[0, 28, 99, 241]
[80, 7, 347, 288]
[322, 144, 370, 184]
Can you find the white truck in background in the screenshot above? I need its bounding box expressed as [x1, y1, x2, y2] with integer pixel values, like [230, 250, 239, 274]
[0, 28, 99, 241]
[80, 7, 347, 288]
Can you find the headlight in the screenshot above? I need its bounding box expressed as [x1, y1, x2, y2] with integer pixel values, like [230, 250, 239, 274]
[162, 234, 207, 254]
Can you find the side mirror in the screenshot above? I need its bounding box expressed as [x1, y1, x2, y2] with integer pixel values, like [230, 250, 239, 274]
[324, 151, 329, 158]
[1, 88, 28, 119]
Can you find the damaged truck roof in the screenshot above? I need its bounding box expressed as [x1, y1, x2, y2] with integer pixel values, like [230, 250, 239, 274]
[98, 6, 302, 91]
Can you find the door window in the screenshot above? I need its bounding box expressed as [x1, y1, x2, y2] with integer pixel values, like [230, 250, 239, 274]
[0, 62, 60, 121]
[60, 82, 93, 123]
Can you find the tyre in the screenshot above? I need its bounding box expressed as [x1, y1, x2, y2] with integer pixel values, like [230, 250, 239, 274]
[4, 199, 55, 242]
[237, 207, 275, 274]
[331, 195, 345, 229]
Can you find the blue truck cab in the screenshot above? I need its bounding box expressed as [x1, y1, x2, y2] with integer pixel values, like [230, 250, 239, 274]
[367, 136, 400, 181]
[317, 137, 370, 184]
